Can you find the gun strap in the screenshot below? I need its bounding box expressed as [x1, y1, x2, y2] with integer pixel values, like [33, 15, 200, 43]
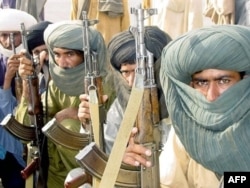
[99, 84, 144, 188]
[89, 89, 102, 187]
[89, 89, 101, 147]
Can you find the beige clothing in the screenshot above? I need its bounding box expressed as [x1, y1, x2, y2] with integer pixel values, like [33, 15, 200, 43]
[71, 0, 130, 45]
[160, 127, 220, 188]
[203, 0, 235, 24]
[148, 0, 204, 39]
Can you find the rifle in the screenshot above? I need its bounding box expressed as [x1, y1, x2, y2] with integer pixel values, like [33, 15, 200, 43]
[76, 5, 161, 188]
[9, 32, 22, 104]
[20, 23, 48, 188]
[64, 11, 107, 188]
[81, 11, 106, 150]
[130, 5, 161, 187]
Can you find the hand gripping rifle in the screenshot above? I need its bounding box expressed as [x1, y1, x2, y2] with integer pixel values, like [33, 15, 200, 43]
[75, 5, 160, 188]
[19, 23, 48, 188]
[9, 32, 22, 104]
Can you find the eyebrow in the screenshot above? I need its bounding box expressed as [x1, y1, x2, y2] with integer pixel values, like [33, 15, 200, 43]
[192, 75, 233, 82]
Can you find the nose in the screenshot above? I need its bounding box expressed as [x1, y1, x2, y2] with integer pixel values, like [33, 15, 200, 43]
[127, 73, 135, 87]
[56, 57, 68, 68]
[205, 82, 220, 102]
[4, 36, 11, 48]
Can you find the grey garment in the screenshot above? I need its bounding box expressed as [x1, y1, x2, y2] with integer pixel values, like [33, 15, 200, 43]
[104, 97, 171, 155]
[103, 98, 123, 154]
[16, 0, 46, 21]
[235, 0, 248, 25]
[98, 0, 123, 17]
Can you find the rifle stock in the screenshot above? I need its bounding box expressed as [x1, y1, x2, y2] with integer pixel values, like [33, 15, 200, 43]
[64, 170, 92, 188]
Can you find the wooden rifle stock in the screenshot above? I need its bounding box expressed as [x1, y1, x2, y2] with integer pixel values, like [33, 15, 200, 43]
[15, 75, 23, 104]
[21, 157, 39, 179]
[134, 87, 161, 188]
[64, 170, 92, 188]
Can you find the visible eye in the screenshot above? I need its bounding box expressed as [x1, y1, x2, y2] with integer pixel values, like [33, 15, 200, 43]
[193, 80, 208, 87]
[13, 32, 20, 37]
[0, 33, 9, 38]
[218, 78, 230, 85]
[120, 70, 135, 77]
[67, 51, 75, 57]
[53, 52, 59, 58]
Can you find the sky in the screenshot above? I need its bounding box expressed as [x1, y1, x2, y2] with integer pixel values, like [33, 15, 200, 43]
[44, 0, 71, 22]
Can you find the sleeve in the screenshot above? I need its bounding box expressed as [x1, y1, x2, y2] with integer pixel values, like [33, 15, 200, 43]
[0, 87, 17, 118]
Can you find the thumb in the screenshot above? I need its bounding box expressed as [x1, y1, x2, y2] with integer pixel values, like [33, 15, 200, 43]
[102, 95, 109, 103]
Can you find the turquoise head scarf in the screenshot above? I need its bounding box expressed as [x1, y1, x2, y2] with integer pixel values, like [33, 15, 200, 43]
[44, 20, 108, 96]
[160, 25, 250, 175]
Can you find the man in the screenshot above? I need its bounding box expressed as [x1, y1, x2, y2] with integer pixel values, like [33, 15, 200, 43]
[124, 24, 250, 187]
[66, 26, 172, 186]
[17, 21, 52, 125]
[17, 20, 114, 187]
[0, 8, 37, 119]
[0, 8, 37, 188]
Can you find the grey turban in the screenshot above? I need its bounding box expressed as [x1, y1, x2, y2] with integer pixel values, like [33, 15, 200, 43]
[108, 26, 172, 119]
[160, 24, 250, 175]
[44, 20, 108, 96]
[108, 26, 172, 70]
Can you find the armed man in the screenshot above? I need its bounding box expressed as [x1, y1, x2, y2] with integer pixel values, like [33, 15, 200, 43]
[16, 20, 115, 187]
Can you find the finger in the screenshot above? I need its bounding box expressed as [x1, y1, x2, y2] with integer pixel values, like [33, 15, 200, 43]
[79, 94, 89, 101]
[102, 95, 109, 103]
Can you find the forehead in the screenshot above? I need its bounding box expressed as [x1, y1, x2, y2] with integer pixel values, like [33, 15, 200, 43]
[32, 44, 47, 52]
[0, 31, 19, 34]
[53, 47, 74, 53]
[120, 63, 136, 69]
[192, 69, 240, 79]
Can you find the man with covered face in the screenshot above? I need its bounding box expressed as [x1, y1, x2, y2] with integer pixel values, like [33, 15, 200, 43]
[17, 20, 115, 187]
[123, 25, 250, 187]
[0, 8, 36, 188]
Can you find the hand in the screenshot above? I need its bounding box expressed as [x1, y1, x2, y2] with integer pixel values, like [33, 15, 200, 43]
[78, 94, 91, 125]
[3, 54, 21, 89]
[18, 55, 33, 79]
[55, 107, 79, 122]
[122, 127, 152, 167]
[78, 94, 108, 125]
[5, 54, 20, 80]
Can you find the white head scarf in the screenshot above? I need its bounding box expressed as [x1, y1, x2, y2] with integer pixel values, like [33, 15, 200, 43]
[0, 8, 37, 57]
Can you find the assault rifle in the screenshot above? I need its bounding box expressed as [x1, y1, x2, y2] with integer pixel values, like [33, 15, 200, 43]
[81, 10, 105, 149]
[75, 5, 160, 188]
[9, 32, 22, 104]
[19, 23, 48, 188]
